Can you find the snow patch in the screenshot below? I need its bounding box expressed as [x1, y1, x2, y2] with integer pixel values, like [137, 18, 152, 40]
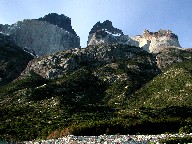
[101, 29, 121, 36]
[23, 48, 35, 57]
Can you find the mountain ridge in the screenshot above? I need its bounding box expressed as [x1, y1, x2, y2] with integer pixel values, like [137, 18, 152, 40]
[88, 20, 181, 53]
[38, 13, 77, 36]
[0, 13, 192, 142]
[0, 13, 80, 56]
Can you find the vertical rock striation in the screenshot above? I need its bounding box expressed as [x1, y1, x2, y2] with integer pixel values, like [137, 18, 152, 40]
[0, 13, 80, 56]
[131, 29, 181, 53]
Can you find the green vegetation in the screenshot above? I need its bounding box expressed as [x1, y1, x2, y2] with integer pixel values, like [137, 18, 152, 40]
[0, 46, 192, 142]
[0, 36, 33, 86]
[159, 136, 192, 144]
[126, 60, 192, 108]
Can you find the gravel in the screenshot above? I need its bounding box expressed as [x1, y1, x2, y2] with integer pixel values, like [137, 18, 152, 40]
[19, 133, 192, 144]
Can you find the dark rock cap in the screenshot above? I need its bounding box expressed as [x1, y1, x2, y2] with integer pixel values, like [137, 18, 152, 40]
[89, 20, 124, 35]
[38, 13, 77, 36]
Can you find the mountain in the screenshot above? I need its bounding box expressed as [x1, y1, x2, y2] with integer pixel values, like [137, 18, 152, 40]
[87, 20, 136, 46]
[88, 21, 181, 53]
[0, 16, 192, 142]
[125, 48, 192, 109]
[38, 13, 77, 36]
[126, 60, 192, 109]
[0, 44, 160, 141]
[0, 33, 33, 86]
[156, 47, 192, 70]
[20, 44, 159, 79]
[1, 45, 192, 142]
[131, 29, 181, 53]
[122, 60, 192, 133]
[0, 13, 80, 56]
[1, 44, 191, 142]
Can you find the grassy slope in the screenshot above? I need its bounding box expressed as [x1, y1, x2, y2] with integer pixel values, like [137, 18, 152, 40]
[1, 46, 192, 141]
[0, 48, 158, 141]
[0, 36, 33, 86]
[118, 60, 192, 137]
[127, 60, 192, 108]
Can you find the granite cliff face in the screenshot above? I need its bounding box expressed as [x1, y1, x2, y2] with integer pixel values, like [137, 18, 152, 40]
[131, 29, 181, 53]
[88, 21, 181, 53]
[0, 33, 33, 85]
[0, 13, 80, 56]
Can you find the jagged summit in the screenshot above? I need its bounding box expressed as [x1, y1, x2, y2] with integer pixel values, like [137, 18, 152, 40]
[1, 15, 192, 142]
[38, 13, 77, 36]
[0, 13, 80, 56]
[88, 20, 181, 53]
[89, 20, 123, 35]
[142, 29, 179, 40]
[132, 29, 181, 53]
[87, 20, 127, 46]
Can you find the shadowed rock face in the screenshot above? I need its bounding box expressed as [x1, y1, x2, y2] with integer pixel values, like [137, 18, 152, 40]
[0, 13, 80, 56]
[87, 20, 126, 46]
[38, 13, 77, 36]
[0, 33, 33, 85]
[88, 21, 181, 53]
[89, 20, 124, 35]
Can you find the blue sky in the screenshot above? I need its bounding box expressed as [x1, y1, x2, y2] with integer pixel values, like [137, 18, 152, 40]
[0, 0, 192, 48]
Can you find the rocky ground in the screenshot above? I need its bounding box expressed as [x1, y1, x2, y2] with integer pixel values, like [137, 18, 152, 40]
[18, 133, 192, 144]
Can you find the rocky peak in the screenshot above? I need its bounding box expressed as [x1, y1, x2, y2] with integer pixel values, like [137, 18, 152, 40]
[87, 21, 181, 53]
[133, 29, 181, 53]
[186, 48, 192, 52]
[89, 20, 123, 35]
[38, 13, 77, 36]
[0, 13, 80, 56]
[142, 29, 179, 40]
[87, 20, 125, 46]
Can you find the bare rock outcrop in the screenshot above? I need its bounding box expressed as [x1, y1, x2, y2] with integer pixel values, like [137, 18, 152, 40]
[87, 20, 134, 46]
[0, 13, 80, 56]
[131, 29, 181, 53]
[87, 21, 181, 53]
[20, 44, 159, 79]
[155, 47, 192, 70]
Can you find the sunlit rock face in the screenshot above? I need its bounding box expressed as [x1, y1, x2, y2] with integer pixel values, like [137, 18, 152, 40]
[131, 29, 181, 53]
[0, 13, 80, 56]
[88, 21, 181, 53]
